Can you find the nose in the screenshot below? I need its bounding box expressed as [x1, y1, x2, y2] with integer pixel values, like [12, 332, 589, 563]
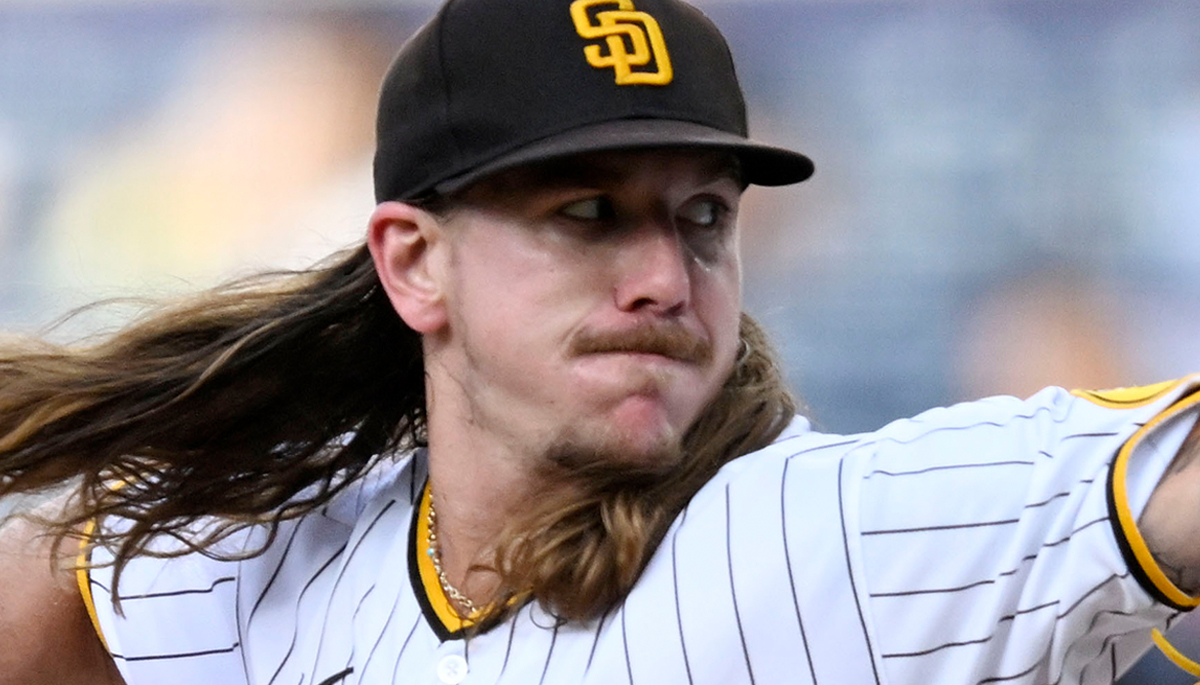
[612, 222, 691, 315]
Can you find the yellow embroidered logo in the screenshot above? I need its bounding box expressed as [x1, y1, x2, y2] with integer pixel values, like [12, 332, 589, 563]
[570, 0, 674, 86]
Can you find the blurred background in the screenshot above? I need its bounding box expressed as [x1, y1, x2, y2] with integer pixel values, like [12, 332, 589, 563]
[0, 0, 1198, 681]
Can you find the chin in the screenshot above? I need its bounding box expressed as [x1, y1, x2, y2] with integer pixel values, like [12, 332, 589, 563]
[539, 419, 685, 476]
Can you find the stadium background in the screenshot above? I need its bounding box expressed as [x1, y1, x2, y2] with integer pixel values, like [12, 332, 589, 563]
[1, 0, 1198, 681]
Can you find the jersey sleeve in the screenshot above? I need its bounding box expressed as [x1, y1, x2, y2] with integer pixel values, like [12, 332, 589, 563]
[80, 458, 408, 685]
[850, 376, 1200, 685]
[87, 527, 251, 685]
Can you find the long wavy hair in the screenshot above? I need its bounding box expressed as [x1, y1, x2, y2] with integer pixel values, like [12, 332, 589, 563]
[0, 241, 796, 620]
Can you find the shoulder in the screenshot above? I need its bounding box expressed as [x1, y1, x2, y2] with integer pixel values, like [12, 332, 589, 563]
[89, 451, 424, 685]
[713, 414, 859, 479]
[704, 377, 1200, 517]
[96, 449, 422, 592]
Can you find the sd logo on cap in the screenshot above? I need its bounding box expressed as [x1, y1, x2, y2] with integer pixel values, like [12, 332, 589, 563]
[570, 0, 673, 86]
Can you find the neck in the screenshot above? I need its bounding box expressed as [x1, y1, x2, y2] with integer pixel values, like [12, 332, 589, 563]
[423, 427, 563, 608]
[420, 348, 579, 607]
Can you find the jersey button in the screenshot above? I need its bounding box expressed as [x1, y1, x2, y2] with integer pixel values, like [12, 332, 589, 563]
[437, 654, 469, 684]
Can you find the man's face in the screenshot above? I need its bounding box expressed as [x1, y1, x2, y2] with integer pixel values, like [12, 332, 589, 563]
[428, 149, 744, 468]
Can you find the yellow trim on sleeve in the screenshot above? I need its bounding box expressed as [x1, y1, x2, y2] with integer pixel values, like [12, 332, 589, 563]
[1072, 379, 1183, 410]
[1154, 628, 1200, 680]
[1110, 388, 1200, 609]
[75, 518, 109, 651]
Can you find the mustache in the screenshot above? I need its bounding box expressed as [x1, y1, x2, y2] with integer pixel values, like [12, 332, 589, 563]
[569, 322, 713, 365]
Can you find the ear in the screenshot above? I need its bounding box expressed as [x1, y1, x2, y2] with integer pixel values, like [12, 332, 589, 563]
[367, 201, 449, 334]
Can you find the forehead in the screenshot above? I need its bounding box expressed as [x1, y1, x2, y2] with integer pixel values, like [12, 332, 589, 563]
[454, 148, 744, 205]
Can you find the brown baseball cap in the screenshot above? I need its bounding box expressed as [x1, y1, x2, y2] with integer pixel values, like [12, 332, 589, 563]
[373, 0, 815, 202]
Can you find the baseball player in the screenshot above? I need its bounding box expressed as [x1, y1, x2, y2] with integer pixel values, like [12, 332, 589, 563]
[2, 0, 1200, 684]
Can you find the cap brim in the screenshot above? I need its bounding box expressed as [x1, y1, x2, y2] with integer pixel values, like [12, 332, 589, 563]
[432, 118, 814, 197]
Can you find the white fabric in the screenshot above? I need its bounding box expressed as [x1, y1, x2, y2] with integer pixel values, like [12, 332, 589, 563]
[90, 381, 1200, 685]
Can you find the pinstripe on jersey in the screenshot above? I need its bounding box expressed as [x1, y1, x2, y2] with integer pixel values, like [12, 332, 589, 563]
[88, 377, 1200, 685]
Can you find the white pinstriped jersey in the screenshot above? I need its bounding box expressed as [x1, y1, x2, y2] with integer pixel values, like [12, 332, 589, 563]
[87, 378, 1200, 685]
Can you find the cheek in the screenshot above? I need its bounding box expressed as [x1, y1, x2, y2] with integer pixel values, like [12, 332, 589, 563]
[694, 258, 742, 352]
[448, 237, 595, 359]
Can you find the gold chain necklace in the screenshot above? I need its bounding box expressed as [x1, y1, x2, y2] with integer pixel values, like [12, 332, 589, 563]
[426, 494, 480, 617]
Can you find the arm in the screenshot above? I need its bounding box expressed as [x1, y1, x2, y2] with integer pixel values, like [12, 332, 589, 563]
[0, 500, 125, 685]
[1139, 417, 1200, 595]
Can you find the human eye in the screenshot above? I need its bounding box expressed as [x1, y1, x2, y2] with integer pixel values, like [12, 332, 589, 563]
[558, 196, 615, 221]
[678, 197, 735, 236]
[678, 196, 735, 262]
[678, 197, 725, 228]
